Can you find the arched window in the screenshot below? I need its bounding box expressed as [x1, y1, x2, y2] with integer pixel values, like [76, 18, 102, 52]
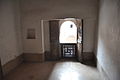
[59, 21, 77, 43]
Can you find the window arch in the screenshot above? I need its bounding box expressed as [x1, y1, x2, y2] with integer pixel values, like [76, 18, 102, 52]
[59, 21, 77, 43]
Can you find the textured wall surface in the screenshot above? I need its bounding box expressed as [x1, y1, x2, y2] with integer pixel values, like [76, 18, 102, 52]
[0, 0, 22, 65]
[97, 0, 120, 80]
[20, 0, 99, 54]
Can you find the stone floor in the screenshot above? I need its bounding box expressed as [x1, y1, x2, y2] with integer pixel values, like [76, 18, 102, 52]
[3, 59, 101, 80]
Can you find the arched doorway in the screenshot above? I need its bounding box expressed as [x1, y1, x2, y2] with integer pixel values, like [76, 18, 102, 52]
[59, 20, 78, 58]
[59, 21, 77, 43]
[42, 18, 83, 61]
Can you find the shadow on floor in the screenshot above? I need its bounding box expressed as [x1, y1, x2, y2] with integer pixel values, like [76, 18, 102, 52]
[60, 57, 97, 67]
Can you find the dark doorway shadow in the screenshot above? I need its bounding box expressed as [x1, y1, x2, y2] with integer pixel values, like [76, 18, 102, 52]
[0, 59, 3, 80]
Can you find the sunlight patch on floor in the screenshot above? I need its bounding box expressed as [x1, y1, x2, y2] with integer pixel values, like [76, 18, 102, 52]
[49, 62, 101, 80]
[60, 70, 80, 80]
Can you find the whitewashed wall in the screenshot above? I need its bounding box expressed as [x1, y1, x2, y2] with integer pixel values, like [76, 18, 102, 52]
[0, 0, 22, 65]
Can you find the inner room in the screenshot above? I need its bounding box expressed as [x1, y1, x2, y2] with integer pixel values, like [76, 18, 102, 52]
[0, 0, 120, 80]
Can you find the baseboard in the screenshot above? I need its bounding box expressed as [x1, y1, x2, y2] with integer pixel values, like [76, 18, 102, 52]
[23, 53, 44, 62]
[2, 53, 44, 76]
[44, 51, 51, 61]
[83, 52, 95, 61]
[2, 55, 23, 75]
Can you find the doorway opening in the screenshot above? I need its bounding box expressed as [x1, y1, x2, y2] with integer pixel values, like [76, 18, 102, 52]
[59, 18, 78, 58]
[59, 21, 77, 43]
[42, 18, 82, 61]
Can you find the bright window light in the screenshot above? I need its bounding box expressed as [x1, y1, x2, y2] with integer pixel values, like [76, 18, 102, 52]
[59, 21, 77, 43]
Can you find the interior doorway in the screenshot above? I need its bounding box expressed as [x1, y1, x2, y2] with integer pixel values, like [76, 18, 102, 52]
[59, 21, 77, 43]
[42, 18, 83, 61]
[59, 18, 82, 58]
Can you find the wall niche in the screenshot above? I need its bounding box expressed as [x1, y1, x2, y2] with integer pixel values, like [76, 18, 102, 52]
[27, 28, 36, 39]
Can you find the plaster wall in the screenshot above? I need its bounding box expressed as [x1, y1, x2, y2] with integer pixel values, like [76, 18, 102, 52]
[20, 0, 99, 54]
[0, 0, 22, 65]
[97, 0, 120, 79]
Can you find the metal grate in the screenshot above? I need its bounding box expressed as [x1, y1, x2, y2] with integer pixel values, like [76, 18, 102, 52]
[62, 44, 76, 57]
